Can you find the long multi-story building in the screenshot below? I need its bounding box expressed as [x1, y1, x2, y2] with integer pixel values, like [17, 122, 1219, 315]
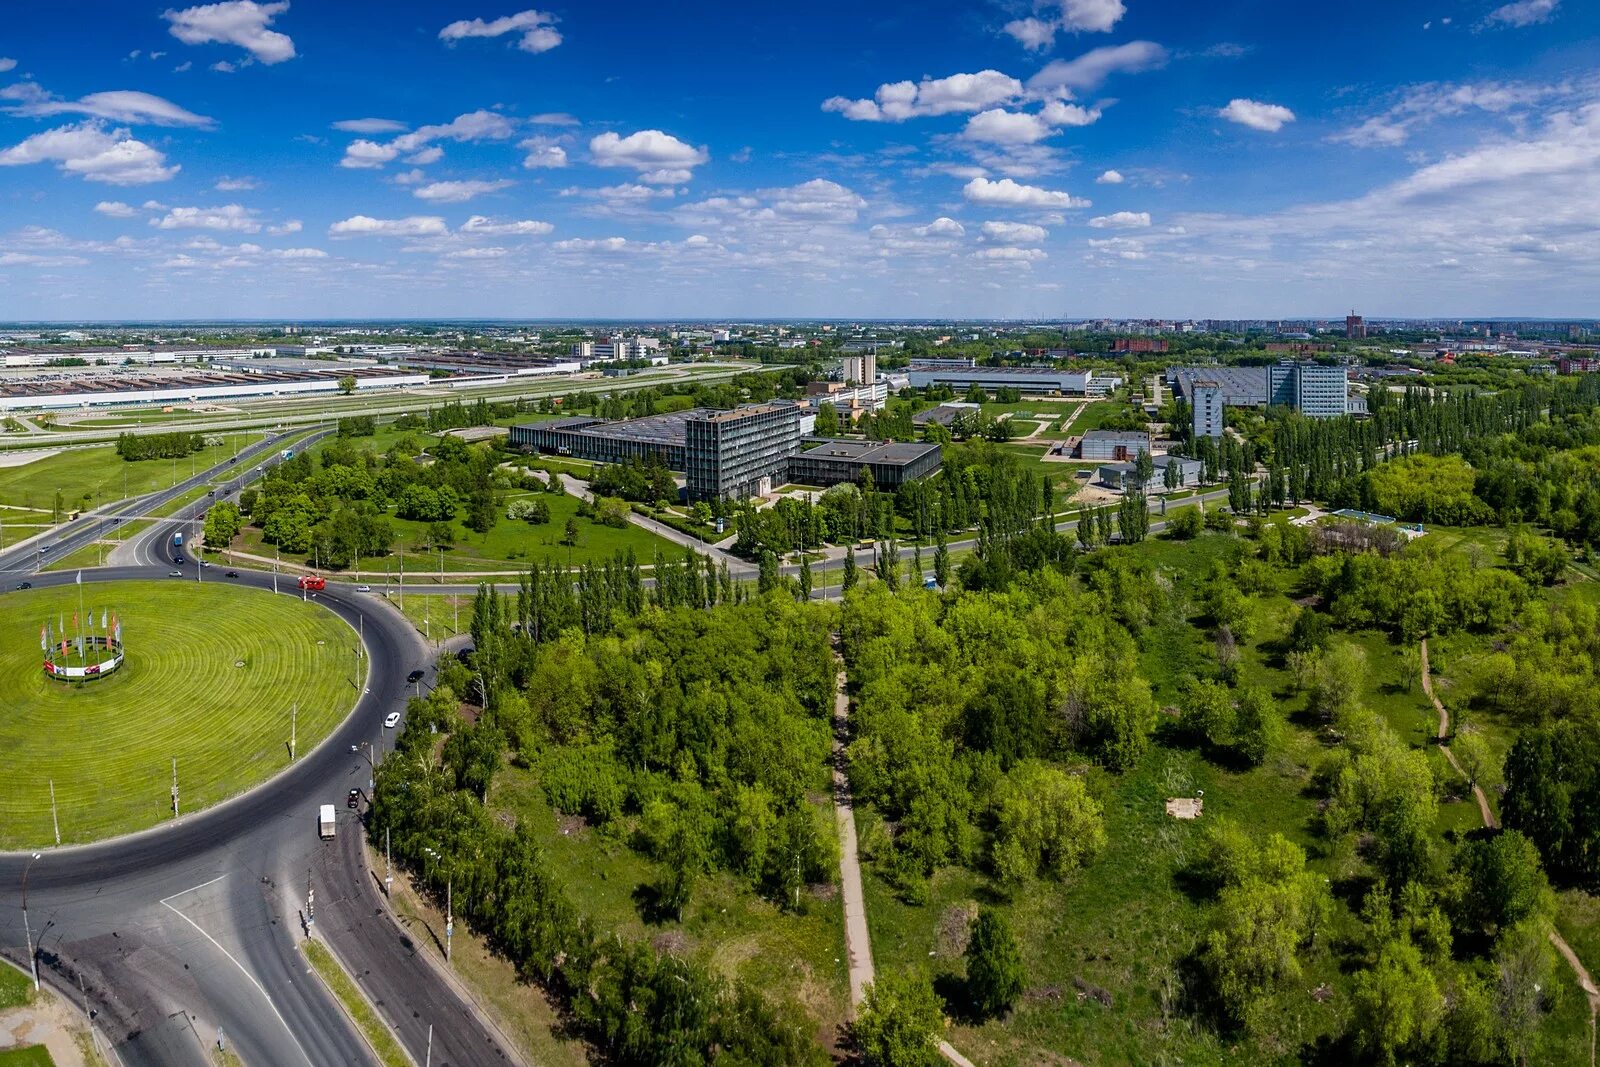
[906, 363, 1122, 396]
[511, 402, 940, 500]
[1170, 361, 1351, 428]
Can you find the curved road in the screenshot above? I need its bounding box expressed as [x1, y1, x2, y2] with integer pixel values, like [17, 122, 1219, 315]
[0, 537, 516, 1066]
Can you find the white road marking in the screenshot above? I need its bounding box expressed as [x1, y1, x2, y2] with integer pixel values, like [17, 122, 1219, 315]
[159, 879, 315, 1067]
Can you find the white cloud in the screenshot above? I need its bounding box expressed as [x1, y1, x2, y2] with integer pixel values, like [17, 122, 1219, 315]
[1086, 236, 1146, 259]
[392, 168, 427, 186]
[341, 109, 514, 169]
[214, 175, 257, 190]
[210, 60, 242, 73]
[963, 176, 1087, 209]
[328, 215, 448, 238]
[445, 246, 510, 259]
[589, 129, 708, 175]
[0, 59, 15, 73]
[973, 246, 1047, 261]
[1003, 17, 1056, 51]
[981, 220, 1048, 243]
[520, 136, 567, 168]
[1028, 41, 1168, 92]
[268, 219, 301, 234]
[461, 215, 553, 236]
[765, 178, 866, 222]
[405, 146, 443, 165]
[915, 217, 966, 237]
[151, 204, 261, 232]
[552, 236, 630, 252]
[1040, 100, 1102, 127]
[530, 112, 578, 126]
[0, 122, 178, 184]
[1095, 169, 1124, 184]
[94, 200, 136, 217]
[163, 1, 296, 64]
[1089, 210, 1151, 228]
[640, 167, 691, 185]
[412, 178, 515, 203]
[823, 70, 1023, 122]
[438, 10, 562, 53]
[963, 109, 1054, 144]
[4, 88, 214, 128]
[1331, 81, 1556, 148]
[1057, 0, 1127, 32]
[270, 246, 326, 258]
[332, 117, 407, 134]
[1219, 98, 1296, 132]
[1484, 0, 1558, 27]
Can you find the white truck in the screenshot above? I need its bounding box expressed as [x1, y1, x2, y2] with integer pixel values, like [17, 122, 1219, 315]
[318, 803, 336, 839]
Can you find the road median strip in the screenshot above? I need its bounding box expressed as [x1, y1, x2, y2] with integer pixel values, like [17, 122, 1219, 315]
[300, 938, 413, 1067]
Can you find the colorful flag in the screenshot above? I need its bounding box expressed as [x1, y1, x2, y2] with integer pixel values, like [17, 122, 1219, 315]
[100, 609, 107, 630]
[39, 625, 46, 652]
[75, 570, 82, 585]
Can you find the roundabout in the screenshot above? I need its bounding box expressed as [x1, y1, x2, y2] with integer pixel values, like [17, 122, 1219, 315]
[0, 579, 363, 850]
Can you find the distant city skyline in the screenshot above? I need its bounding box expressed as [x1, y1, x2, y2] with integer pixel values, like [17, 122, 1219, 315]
[1, 0, 1597, 320]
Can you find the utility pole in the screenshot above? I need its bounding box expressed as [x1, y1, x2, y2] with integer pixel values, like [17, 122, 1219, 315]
[398, 554, 404, 612]
[384, 827, 392, 896]
[306, 868, 314, 932]
[291, 702, 297, 760]
[425, 1024, 433, 1067]
[446, 877, 453, 963]
[171, 758, 179, 817]
[49, 780, 59, 846]
[273, 545, 279, 594]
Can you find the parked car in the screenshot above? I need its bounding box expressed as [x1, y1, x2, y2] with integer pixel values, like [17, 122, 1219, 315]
[383, 711, 401, 729]
[16, 581, 32, 590]
[168, 570, 182, 577]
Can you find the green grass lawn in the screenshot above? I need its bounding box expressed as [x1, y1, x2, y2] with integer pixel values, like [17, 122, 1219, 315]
[301, 940, 409, 1067]
[226, 489, 674, 574]
[0, 962, 32, 1010]
[487, 765, 851, 1050]
[1065, 400, 1134, 434]
[0, 438, 257, 515]
[0, 1046, 55, 1066]
[0, 580, 359, 848]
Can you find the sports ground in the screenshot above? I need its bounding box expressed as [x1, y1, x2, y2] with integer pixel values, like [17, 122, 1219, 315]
[0, 580, 360, 849]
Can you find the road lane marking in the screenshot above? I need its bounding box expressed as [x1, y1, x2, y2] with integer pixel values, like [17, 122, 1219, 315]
[160, 883, 315, 1067]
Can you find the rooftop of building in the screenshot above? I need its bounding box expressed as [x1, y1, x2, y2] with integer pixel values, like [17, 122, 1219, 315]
[1080, 429, 1152, 443]
[907, 363, 1088, 377]
[798, 437, 940, 464]
[698, 402, 792, 423]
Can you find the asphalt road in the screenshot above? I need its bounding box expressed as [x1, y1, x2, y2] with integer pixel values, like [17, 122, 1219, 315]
[0, 428, 325, 576]
[0, 545, 517, 1066]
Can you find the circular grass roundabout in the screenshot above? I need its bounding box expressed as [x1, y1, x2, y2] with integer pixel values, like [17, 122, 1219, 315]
[0, 580, 362, 850]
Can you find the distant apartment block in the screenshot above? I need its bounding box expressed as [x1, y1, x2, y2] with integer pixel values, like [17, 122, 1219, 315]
[840, 350, 878, 385]
[570, 335, 663, 362]
[1346, 314, 1366, 339]
[1112, 338, 1169, 354]
[1558, 357, 1600, 374]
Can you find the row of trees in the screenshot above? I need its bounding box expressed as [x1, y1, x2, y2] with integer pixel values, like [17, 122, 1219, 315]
[115, 430, 204, 460]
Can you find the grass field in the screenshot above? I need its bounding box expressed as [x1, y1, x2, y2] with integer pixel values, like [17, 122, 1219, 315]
[0, 581, 359, 849]
[0, 963, 31, 1011]
[0, 1047, 54, 1066]
[0, 438, 257, 515]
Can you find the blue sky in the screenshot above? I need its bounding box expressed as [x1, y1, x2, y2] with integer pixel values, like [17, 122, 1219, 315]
[1, 0, 1597, 320]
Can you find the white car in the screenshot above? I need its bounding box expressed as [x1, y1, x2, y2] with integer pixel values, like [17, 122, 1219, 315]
[383, 711, 401, 729]
[356, 584, 372, 593]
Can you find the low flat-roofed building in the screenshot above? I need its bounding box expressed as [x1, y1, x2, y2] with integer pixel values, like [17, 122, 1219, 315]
[509, 410, 699, 468]
[788, 438, 942, 490]
[907, 363, 1122, 396]
[1078, 429, 1152, 461]
[1096, 454, 1202, 491]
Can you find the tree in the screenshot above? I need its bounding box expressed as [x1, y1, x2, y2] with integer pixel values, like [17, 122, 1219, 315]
[991, 761, 1106, 883]
[854, 971, 943, 1067]
[1452, 725, 1494, 790]
[965, 909, 1025, 1019]
[204, 500, 243, 547]
[933, 535, 950, 588]
[337, 374, 357, 395]
[562, 517, 580, 546]
[1232, 687, 1279, 767]
[1117, 490, 1148, 544]
[1133, 448, 1155, 487]
[843, 543, 859, 592]
[1451, 830, 1550, 939]
[1168, 505, 1202, 539]
[1350, 938, 1445, 1066]
[815, 402, 841, 437]
[758, 549, 780, 594]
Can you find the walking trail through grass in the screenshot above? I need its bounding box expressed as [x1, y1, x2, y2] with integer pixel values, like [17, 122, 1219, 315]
[1423, 636, 1600, 1065]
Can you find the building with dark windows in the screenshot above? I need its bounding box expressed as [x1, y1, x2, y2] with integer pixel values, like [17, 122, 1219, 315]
[786, 438, 943, 490]
[1191, 380, 1225, 438]
[1077, 429, 1153, 461]
[513, 403, 943, 501]
[684, 403, 800, 500]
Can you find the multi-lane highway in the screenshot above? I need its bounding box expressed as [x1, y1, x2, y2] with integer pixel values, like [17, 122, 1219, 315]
[0, 533, 518, 1066]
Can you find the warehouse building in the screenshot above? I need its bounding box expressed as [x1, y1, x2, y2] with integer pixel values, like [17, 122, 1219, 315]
[787, 438, 943, 490]
[906, 363, 1123, 396]
[1077, 429, 1153, 461]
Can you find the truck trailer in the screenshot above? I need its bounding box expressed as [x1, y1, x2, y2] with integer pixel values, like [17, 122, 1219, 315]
[318, 804, 335, 839]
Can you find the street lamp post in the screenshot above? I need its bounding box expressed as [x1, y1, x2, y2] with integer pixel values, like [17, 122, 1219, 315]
[21, 852, 41, 991]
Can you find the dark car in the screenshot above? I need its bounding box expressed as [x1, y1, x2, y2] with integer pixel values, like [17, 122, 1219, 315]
[407, 669, 425, 684]
[16, 581, 32, 590]
[174, 554, 184, 564]
[346, 788, 361, 809]
[225, 570, 239, 578]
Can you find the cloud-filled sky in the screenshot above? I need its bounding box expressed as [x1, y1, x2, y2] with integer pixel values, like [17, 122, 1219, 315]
[0, 0, 1596, 320]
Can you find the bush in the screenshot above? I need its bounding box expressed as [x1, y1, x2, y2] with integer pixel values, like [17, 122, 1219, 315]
[506, 497, 551, 524]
